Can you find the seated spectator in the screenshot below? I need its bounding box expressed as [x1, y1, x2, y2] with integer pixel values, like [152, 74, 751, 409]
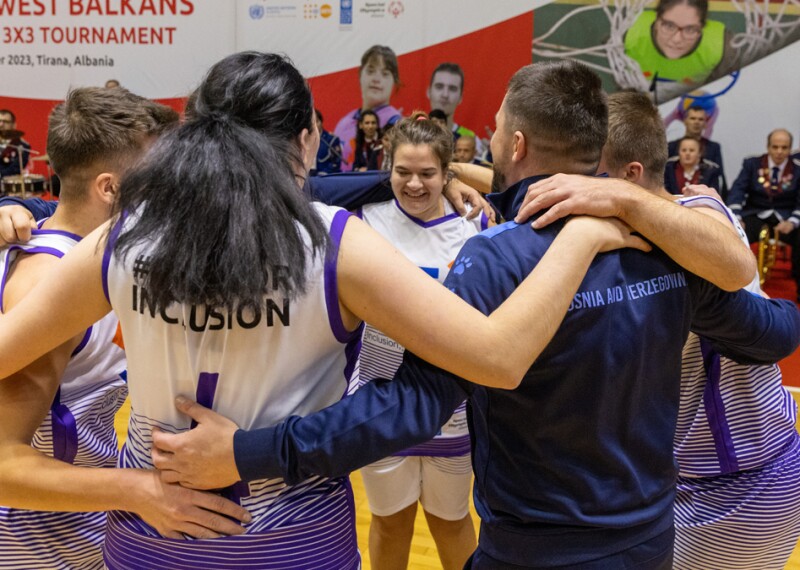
[313, 109, 342, 175]
[453, 135, 491, 168]
[351, 110, 383, 172]
[334, 45, 401, 170]
[727, 128, 800, 297]
[667, 105, 726, 195]
[0, 110, 30, 180]
[664, 136, 722, 194]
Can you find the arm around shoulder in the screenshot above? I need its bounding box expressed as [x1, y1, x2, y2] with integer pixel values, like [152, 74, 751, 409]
[622, 190, 756, 291]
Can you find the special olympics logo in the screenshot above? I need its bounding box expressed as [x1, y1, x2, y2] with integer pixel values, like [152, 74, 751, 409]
[388, 0, 403, 18]
[249, 4, 264, 19]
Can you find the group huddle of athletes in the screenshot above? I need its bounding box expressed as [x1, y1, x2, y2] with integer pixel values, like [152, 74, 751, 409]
[0, 50, 798, 570]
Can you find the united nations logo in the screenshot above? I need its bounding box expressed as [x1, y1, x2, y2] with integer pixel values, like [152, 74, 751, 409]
[249, 4, 265, 19]
[341, 0, 351, 8]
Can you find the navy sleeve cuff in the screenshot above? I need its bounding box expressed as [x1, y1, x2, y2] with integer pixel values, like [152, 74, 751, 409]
[234, 425, 283, 482]
[0, 196, 57, 220]
[309, 171, 392, 210]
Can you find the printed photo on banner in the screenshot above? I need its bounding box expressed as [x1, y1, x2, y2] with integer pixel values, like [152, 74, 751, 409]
[532, 0, 800, 103]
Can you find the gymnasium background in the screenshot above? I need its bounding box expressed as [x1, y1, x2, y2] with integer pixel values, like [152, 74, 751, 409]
[1, 0, 799, 383]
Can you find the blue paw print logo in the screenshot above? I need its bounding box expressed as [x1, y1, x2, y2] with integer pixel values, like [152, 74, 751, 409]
[451, 256, 472, 276]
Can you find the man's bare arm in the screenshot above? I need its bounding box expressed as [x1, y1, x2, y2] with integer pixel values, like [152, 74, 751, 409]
[516, 175, 756, 291]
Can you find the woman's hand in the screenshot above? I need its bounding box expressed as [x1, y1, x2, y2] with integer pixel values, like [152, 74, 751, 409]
[127, 469, 251, 539]
[444, 178, 496, 222]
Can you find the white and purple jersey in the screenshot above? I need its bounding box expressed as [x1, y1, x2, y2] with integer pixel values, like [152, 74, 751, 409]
[102, 204, 362, 570]
[674, 195, 797, 476]
[0, 225, 127, 570]
[673, 195, 800, 569]
[351, 199, 488, 456]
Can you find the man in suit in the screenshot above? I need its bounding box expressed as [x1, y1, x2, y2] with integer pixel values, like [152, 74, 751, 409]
[667, 106, 725, 196]
[727, 128, 800, 296]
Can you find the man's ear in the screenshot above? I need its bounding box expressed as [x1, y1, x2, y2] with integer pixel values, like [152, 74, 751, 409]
[622, 162, 645, 185]
[511, 131, 527, 163]
[91, 172, 118, 205]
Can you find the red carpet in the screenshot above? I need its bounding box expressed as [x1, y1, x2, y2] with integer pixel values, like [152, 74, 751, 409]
[759, 248, 800, 390]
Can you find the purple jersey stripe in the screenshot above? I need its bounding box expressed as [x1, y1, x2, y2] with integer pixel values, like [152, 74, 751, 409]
[324, 209, 360, 343]
[342, 334, 363, 397]
[678, 196, 737, 226]
[192, 372, 219, 429]
[71, 325, 93, 357]
[700, 338, 740, 474]
[31, 227, 83, 242]
[0, 245, 64, 313]
[0, 508, 106, 569]
[0, 251, 12, 314]
[675, 432, 800, 569]
[103, 480, 360, 569]
[50, 387, 79, 464]
[192, 371, 249, 502]
[394, 199, 461, 228]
